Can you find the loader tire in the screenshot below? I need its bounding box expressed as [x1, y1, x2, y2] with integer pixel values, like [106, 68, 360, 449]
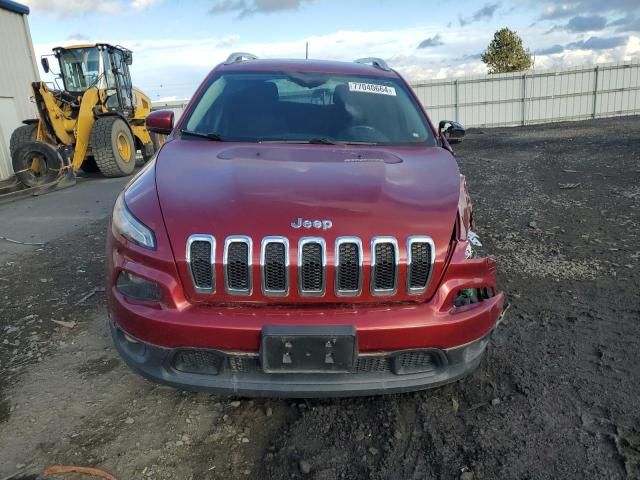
[134, 143, 154, 167]
[91, 116, 136, 177]
[81, 156, 100, 173]
[9, 124, 37, 159]
[141, 142, 156, 163]
[12, 141, 63, 187]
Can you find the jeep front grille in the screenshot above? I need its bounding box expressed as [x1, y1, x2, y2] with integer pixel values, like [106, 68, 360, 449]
[371, 237, 399, 295]
[407, 236, 435, 294]
[261, 237, 289, 296]
[298, 238, 325, 296]
[186, 235, 434, 298]
[186, 235, 215, 293]
[335, 238, 362, 296]
[224, 236, 252, 295]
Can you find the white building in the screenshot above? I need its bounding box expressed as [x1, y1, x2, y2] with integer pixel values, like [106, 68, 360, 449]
[0, 0, 39, 181]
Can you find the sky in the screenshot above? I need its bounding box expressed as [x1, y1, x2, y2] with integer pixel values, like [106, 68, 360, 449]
[21, 0, 640, 101]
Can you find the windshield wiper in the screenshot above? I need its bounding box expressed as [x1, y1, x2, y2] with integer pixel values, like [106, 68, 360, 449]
[258, 137, 339, 145]
[180, 129, 225, 141]
[307, 137, 338, 145]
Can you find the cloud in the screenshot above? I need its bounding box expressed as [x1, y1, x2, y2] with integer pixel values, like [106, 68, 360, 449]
[66, 33, 90, 41]
[535, 35, 629, 55]
[23, 0, 159, 15]
[565, 15, 607, 32]
[459, 52, 483, 61]
[609, 16, 640, 33]
[31, 22, 639, 101]
[209, 0, 310, 17]
[22, 0, 119, 15]
[459, 2, 500, 27]
[131, 0, 160, 10]
[546, 14, 607, 33]
[534, 44, 565, 55]
[215, 35, 241, 48]
[417, 34, 444, 49]
[567, 36, 629, 50]
[538, 0, 639, 20]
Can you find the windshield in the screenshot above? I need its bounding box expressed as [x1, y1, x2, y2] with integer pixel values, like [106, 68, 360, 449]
[182, 72, 435, 146]
[58, 47, 103, 92]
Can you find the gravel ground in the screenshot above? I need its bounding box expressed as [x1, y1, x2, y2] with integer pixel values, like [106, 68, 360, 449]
[0, 116, 639, 480]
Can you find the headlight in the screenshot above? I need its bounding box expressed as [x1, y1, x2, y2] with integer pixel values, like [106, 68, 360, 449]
[112, 192, 156, 249]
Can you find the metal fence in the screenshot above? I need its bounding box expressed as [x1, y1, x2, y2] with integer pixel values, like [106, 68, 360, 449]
[412, 61, 640, 128]
[151, 100, 190, 122]
[152, 61, 640, 129]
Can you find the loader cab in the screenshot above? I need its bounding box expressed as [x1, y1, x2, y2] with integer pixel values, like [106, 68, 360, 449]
[51, 44, 135, 117]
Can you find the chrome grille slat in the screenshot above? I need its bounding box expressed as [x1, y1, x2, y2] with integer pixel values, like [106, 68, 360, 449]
[187, 235, 431, 297]
[224, 236, 252, 295]
[371, 237, 399, 295]
[298, 237, 326, 296]
[407, 236, 435, 295]
[186, 235, 215, 293]
[335, 237, 362, 296]
[261, 236, 289, 296]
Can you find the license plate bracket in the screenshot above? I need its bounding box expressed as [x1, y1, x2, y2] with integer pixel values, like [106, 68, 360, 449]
[261, 325, 357, 373]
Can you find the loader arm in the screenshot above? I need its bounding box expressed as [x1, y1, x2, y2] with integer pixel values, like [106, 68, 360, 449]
[32, 82, 74, 145]
[71, 87, 101, 170]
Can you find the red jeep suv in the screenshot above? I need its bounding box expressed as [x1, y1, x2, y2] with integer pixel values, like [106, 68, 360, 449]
[106, 54, 505, 397]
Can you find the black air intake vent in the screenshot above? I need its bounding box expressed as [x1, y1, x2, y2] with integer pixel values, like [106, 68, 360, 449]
[173, 350, 222, 375]
[187, 236, 214, 293]
[407, 237, 434, 294]
[299, 239, 325, 295]
[225, 237, 251, 294]
[391, 349, 443, 375]
[371, 239, 397, 294]
[262, 238, 288, 295]
[336, 239, 362, 295]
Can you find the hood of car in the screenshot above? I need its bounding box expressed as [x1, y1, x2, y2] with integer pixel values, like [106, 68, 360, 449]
[154, 139, 461, 302]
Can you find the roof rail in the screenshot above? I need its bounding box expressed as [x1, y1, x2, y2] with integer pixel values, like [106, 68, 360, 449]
[225, 52, 258, 65]
[354, 57, 390, 71]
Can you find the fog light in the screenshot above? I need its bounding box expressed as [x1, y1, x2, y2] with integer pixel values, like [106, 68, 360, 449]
[116, 271, 161, 301]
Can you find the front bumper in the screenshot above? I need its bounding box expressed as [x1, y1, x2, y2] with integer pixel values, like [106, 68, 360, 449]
[107, 226, 505, 396]
[111, 320, 495, 398]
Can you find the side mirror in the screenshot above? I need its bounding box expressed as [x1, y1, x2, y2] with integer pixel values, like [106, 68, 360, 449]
[41, 57, 50, 73]
[125, 52, 133, 65]
[438, 120, 465, 144]
[146, 110, 174, 135]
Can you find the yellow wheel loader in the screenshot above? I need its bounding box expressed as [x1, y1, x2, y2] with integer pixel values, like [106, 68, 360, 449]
[10, 44, 155, 187]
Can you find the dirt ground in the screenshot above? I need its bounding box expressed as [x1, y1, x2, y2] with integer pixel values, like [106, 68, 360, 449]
[1, 116, 639, 480]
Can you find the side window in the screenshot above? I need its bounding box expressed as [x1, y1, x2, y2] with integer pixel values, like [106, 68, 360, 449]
[111, 50, 133, 110]
[103, 50, 117, 90]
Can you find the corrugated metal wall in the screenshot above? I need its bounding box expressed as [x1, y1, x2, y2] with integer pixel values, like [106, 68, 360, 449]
[154, 62, 640, 130]
[0, 6, 39, 181]
[412, 62, 640, 128]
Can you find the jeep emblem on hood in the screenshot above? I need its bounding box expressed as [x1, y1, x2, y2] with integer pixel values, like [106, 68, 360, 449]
[291, 217, 333, 230]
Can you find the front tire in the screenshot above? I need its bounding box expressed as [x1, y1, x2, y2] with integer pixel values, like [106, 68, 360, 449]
[91, 116, 136, 177]
[12, 141, 63, 187]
